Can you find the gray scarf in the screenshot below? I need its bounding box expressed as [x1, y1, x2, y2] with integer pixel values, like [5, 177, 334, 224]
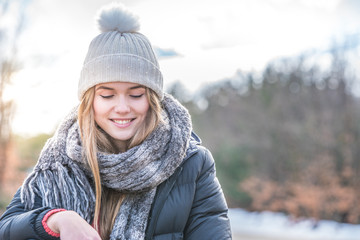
[20, 94, 192, 240]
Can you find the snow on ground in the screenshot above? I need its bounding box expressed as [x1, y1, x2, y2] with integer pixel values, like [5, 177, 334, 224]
[229, 208, 360, 240]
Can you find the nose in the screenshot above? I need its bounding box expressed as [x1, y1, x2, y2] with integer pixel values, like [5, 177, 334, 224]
[114, 96, 130, 113]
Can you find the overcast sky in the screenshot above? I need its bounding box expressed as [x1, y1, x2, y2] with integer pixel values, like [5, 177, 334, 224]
[3, 0, 360, 136]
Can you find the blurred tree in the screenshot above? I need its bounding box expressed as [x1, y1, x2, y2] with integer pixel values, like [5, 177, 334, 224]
[0, 0, 27, 186]
[188, 45, 360, 223]
[14, 133, 52, 171]
[166, 80, 192, 103]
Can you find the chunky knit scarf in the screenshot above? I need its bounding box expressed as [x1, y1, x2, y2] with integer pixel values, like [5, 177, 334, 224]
[20, 94, 192, 240]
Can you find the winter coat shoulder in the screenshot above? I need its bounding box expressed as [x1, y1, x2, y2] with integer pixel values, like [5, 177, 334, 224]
[0, 133, 232, 240]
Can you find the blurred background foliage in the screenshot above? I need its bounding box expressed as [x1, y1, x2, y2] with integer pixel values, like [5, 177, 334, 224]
[168, 42, 360, 224]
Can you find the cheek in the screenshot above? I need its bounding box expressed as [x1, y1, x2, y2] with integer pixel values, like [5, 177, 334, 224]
[93, 100, 100, 117]
[93, 98, 107, 119]
[138, 100, 150, 116]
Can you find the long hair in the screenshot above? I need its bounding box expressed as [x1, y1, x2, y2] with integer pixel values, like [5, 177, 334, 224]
[78, 86, 162, 240]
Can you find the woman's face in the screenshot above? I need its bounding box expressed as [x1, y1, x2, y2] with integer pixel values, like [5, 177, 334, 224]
[93, 82, 150, 151]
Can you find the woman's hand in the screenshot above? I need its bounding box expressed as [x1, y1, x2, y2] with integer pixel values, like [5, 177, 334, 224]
[46, 210, 102, 240]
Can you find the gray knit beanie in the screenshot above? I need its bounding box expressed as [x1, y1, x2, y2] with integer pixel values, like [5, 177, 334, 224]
[78, 3, 163, 100]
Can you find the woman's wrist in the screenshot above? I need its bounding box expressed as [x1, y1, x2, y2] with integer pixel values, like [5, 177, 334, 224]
[42, 208, 67, 237]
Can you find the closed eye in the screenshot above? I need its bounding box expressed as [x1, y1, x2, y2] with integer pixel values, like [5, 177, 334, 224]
[100, 95, 114, 99]
[130, 94, 144, 98]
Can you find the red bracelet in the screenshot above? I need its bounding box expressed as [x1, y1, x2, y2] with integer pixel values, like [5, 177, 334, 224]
[42, 208, 67, 237]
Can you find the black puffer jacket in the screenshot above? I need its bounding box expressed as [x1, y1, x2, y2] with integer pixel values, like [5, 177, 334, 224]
[0, 134, 232, 239]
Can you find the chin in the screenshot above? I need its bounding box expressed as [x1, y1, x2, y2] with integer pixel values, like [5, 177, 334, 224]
[112, 134, 133, 142]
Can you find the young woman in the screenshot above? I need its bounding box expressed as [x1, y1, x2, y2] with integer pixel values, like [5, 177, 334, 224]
[0, 3, 231, 240]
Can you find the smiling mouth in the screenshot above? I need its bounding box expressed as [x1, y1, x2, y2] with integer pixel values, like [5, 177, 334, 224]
[113, 119, 132, 125]
[113, 119, 131, 124]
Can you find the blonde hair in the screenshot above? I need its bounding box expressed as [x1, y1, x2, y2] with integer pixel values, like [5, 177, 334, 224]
[78, 86, 162, 240]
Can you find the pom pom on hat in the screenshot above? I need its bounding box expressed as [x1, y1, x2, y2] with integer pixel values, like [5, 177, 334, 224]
[96, 2, 140, 33]
[79, 3, 163, 100]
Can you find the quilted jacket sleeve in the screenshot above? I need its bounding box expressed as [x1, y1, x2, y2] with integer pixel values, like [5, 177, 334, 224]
[0, 189, 59, 240]
[184, 147, 232, 239]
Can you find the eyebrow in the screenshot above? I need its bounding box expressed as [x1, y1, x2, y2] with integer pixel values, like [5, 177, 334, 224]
[95, 85, 145, 91]
[96, 86, 113, 91]
[129, 85, 145, 90]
